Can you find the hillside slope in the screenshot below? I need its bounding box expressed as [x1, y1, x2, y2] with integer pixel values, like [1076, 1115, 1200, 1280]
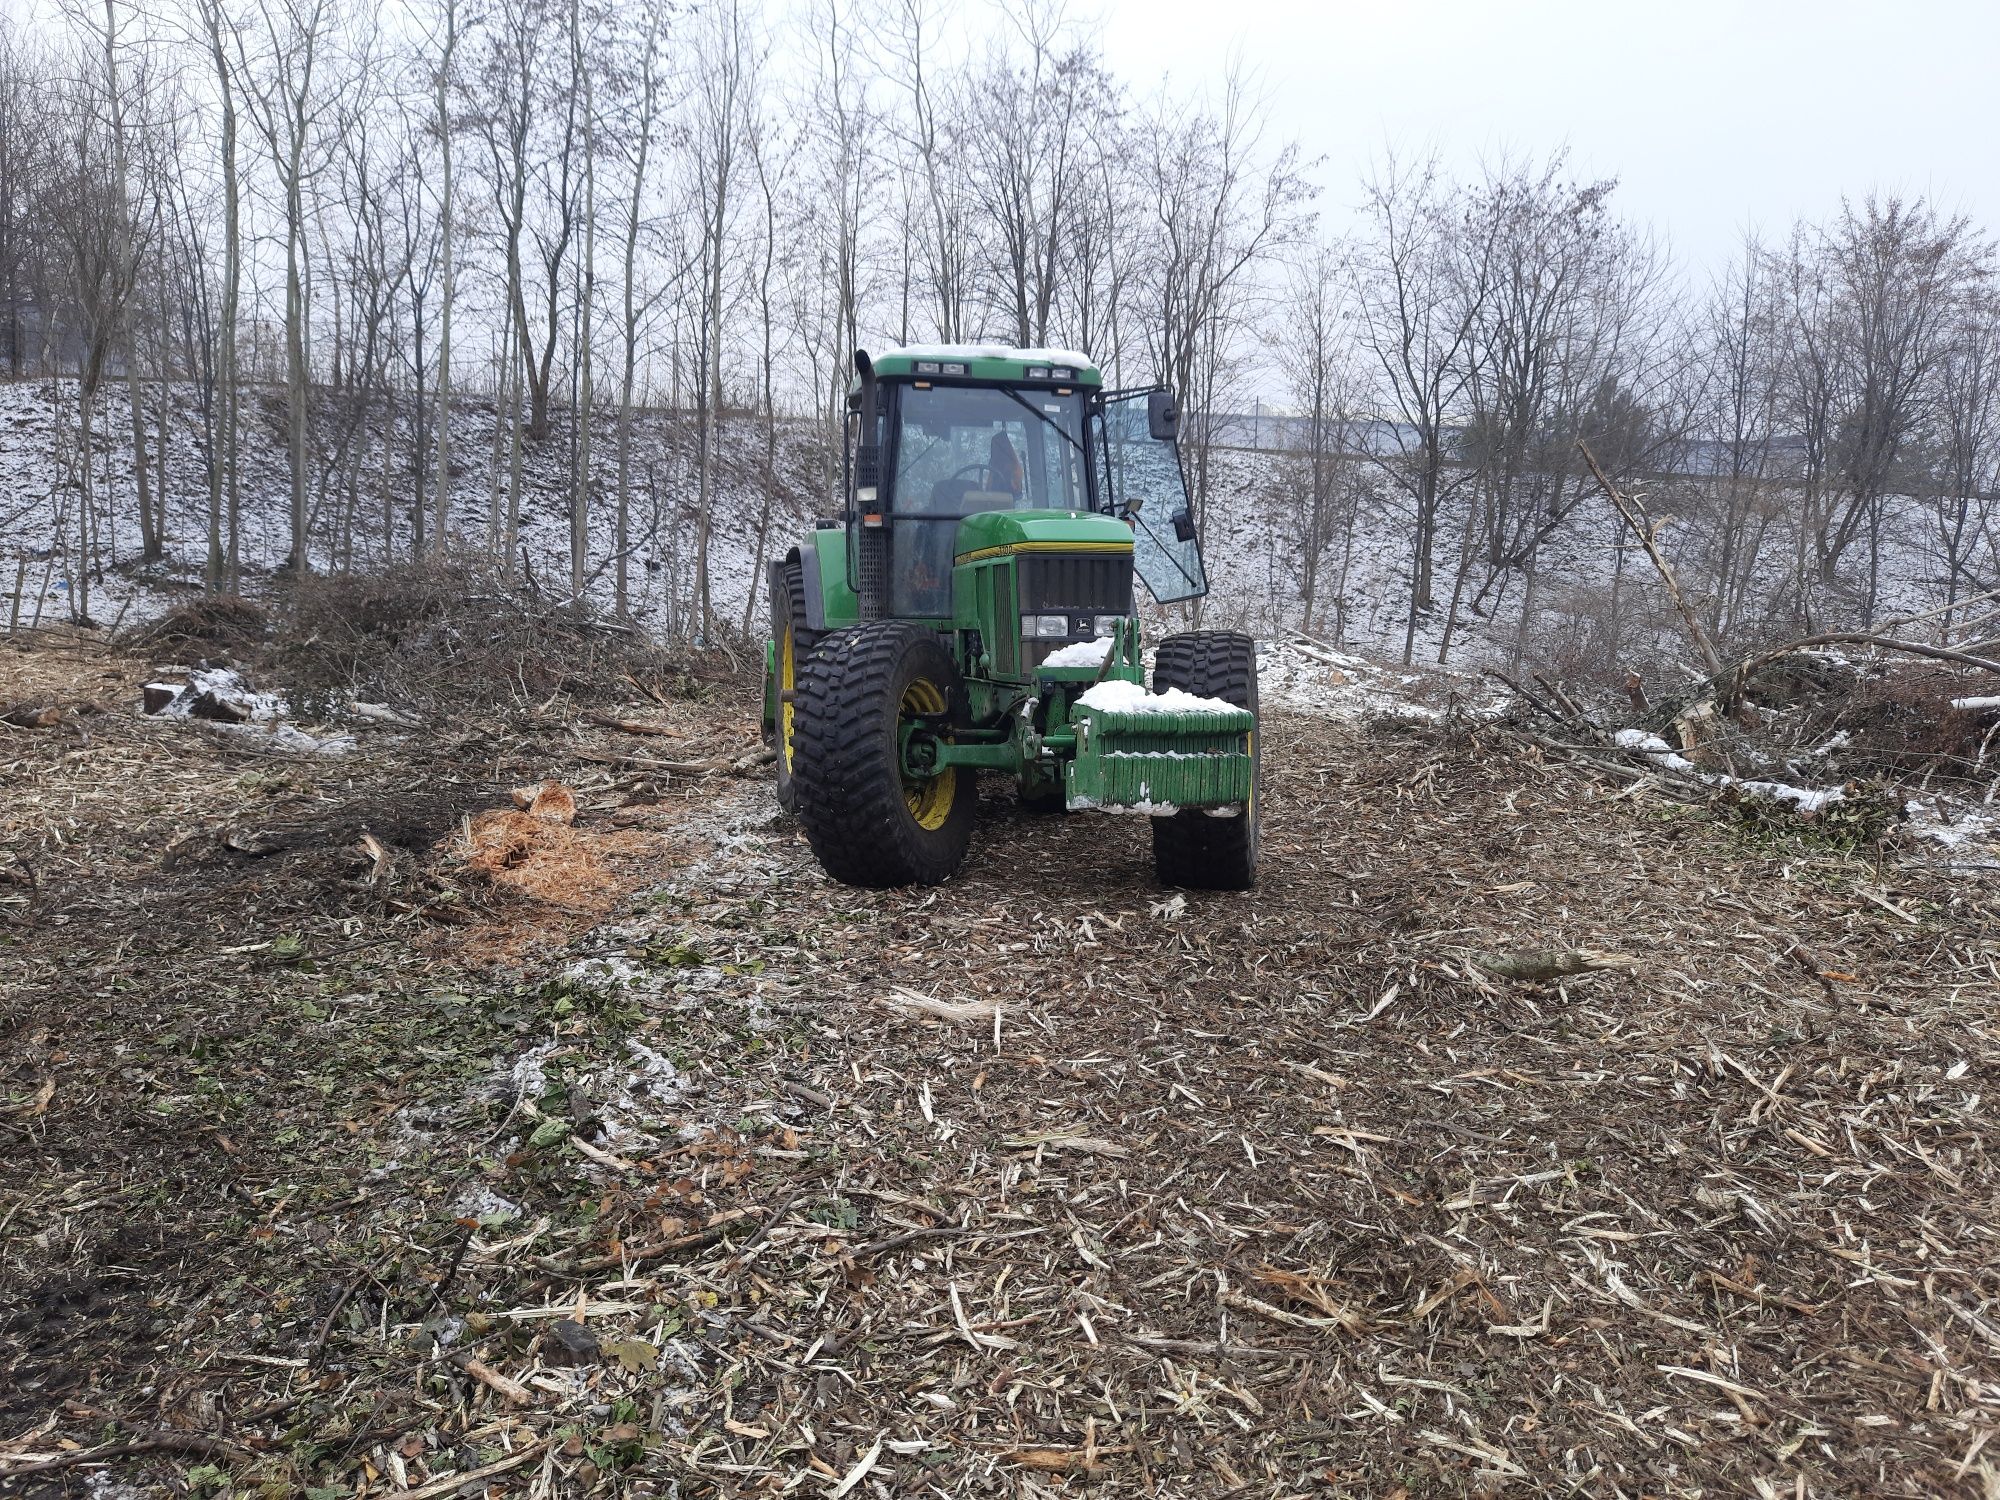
[0, 377, 1967, 678]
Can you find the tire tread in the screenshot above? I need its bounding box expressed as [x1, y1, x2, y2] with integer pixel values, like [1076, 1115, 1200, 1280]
[792, 620, 972, 887]
[1150, 630, 1259, 890]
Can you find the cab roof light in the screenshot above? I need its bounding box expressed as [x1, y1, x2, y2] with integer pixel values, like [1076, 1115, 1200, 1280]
[913, 360, 941, 374]
[1051, 366, 1075, 380]
[940, 361, 968, 375]
[1025, 365, 1051, 379]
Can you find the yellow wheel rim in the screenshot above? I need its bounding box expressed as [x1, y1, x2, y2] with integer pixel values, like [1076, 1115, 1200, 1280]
[778, 625, 797, 773]
[900, 677, 957, 831]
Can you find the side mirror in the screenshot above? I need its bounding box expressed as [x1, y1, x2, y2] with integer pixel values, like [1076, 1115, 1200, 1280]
[1171, 509, 1196, 543]
[1147, 390, 1178, 442]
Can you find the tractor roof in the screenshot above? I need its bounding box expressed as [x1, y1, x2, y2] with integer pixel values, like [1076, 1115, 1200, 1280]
[865, 344, 1103, 387]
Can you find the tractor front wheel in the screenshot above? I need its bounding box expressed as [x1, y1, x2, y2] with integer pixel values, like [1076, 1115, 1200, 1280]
[1151, 631, 1260, 890]
[792, 621, 974, 887]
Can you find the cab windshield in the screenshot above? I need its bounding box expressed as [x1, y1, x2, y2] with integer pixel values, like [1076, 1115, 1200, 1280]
[892, 385, 1087, 515]
[889, 384, 1089, 615]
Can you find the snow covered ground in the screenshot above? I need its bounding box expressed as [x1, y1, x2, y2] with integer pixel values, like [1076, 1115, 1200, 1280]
[1191, 442, 1948, 675]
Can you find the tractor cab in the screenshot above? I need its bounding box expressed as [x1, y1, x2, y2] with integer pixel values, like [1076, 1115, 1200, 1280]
[764, 344, 1260, 893]
[844, 347, 1208, 620]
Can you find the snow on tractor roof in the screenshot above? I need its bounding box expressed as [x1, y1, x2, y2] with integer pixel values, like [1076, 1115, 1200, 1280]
[869, 344, 1103, 383]
[891, 343, 1097, 368]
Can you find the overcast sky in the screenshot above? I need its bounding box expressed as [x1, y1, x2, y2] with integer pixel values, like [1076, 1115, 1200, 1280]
[1096, 0, 1996, 283]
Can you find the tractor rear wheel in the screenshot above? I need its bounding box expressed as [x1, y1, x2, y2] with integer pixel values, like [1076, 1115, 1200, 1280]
[1150, 631, 1259, 890]
[792, 621, 974, 887]
[770, 556, 819, 814]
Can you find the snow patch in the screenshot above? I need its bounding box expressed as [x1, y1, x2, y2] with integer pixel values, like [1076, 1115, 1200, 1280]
[211, 721, 357, 756]
[161, 666, 284, 721]
[1952, 696, 2000, 712]
[1075, 679, 1240, 717]
[509, 1040, 561, 1101]
[1904, 798, 2000, 852]
[454, 1185, 522, 1222]
[1253, 639, 1451, 722]
[591, 1039, 686, 1152]
[1066, 793, 1183, 817]
[1615, 728, 1846, 813]
[1040, 638, 1114, 668]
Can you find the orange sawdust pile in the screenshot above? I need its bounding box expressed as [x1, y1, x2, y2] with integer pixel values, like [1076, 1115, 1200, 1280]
[436, 781, 675, 965]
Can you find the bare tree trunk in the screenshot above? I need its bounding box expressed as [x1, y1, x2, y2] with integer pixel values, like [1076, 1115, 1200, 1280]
[614, 7, 661, 620]
[569, 0, 595, 603]
[76, 388, 95, 623]
[209, 1, 242, 590]
[155, 267, 170, 550]
[487, 319, 507, 551]
[283, 160, 308, 570]
[431, 0, 458, 554]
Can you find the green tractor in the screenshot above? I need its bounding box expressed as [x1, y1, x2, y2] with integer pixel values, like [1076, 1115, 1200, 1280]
[760, 345, 1259, 889]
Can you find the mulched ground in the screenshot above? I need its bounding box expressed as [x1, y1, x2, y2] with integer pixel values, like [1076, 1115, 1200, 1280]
[3, 633, 1998, 1498]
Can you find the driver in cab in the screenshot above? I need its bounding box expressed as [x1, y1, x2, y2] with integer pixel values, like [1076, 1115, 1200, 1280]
[984, 431, 1023, 501]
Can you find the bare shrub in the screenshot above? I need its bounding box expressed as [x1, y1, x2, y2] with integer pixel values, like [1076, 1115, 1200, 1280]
[1772, 662, 1995, 784]
[269, 558, 682, 723]
[1528, 583, 1685, 697]
[127, 595, 269, 653]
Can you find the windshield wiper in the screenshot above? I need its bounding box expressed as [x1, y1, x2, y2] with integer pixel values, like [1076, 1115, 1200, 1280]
[998, 386, 1085, 461]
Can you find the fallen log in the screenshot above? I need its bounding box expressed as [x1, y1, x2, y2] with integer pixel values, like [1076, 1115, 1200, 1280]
[585, 712, 686, 738]
[575, 746, 775, 775]
[1723, 631, 2000, 713]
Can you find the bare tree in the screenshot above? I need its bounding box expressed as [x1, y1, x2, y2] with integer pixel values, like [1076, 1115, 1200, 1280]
[741, 73, 795, 635]
[471, 0, 542, 564]
[1137, 65, 1310, 539]
[1930, 286, 2000, 626]
[236, 0, 343, 573]
[1692, 236, 1786, 640]
[428, 0, 460, 552]
[566, 0, 598, 600]
[613, 0, 668, 620]
[688, 0, 753, 640]
[879, 0, 970, 342]
[1805, 197, 1988, 612]
[1351, 154, 1492, 663]
[0, 21, 44, 377]
[1275, 240, 1362, 637]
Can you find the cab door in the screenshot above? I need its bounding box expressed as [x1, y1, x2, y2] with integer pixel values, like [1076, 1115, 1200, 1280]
[1099, 388, 1209, 604]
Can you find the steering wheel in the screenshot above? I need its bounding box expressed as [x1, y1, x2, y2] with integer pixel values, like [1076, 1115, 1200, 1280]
[947, 461, 986, 484]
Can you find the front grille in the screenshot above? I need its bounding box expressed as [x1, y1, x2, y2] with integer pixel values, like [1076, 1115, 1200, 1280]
[1018, 554, 1134, 614]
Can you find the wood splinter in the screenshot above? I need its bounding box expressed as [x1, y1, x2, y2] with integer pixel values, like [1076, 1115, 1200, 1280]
[1469, 948, 1639, 983]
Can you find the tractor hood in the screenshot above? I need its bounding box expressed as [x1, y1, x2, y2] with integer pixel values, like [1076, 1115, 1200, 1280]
[951, 509, 1134, 566]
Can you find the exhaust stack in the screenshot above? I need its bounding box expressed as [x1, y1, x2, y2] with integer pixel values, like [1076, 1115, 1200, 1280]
[852, 349, 886, 622]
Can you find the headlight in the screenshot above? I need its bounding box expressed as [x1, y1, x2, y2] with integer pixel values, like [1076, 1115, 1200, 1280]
[1092, 615, 1125, 639]
[1024, 614, 1068, 639]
